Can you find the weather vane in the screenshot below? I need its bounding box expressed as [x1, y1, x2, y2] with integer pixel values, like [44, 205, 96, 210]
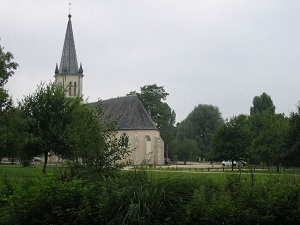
[69, 0, 72, 15]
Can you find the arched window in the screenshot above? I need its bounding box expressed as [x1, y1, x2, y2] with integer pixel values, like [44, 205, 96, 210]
[68, 82, 72, 96]
[74, 82, 77, 96]
[121, 133, 129, 147]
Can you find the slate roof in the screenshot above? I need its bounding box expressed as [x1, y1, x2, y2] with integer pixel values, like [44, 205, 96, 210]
[89, 95, 158, 130]
[56, 14, 83, 75]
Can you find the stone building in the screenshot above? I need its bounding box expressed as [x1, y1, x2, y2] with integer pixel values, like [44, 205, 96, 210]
[54, 14, 164, 165]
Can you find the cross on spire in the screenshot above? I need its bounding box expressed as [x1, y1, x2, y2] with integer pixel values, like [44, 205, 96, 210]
[69, 0, 72, 15]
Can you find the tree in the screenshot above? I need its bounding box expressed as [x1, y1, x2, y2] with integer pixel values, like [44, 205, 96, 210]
[212, 114, 252, 170]
[284, 104, 300, 167]
[0, 44, 21, 162]
[19, 82, 84, 173]
[65, 102, 131, 175]
[177, 104, 223, 159]
[0, 45, 18, 87]
[129, 84, 177, 151]
[0, 107, 29, 163]
[251, 112, 289, 171]
[20, 82, 131, 174]
[250, 92, 275, 115]
[170, 139, 197, 164]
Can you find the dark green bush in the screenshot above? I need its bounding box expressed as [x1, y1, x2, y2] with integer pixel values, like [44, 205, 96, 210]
[1, 172, 300, 225]
[186, 174, 300, 225]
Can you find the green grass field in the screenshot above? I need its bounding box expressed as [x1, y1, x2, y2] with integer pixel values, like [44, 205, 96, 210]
[2, 164, 300, 181]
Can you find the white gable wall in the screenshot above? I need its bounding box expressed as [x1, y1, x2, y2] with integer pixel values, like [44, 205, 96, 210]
[116, 129, 164, 165]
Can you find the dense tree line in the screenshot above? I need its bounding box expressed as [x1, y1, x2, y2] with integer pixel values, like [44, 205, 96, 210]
[212, 92, 300, 170]
[171, 92, 300, 169]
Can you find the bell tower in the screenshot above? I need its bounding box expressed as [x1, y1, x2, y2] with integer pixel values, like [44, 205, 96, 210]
[54, 14, 83, 98]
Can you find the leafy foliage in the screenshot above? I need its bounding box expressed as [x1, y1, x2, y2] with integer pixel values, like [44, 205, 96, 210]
[0, 45, 18, 87]
[177, 104, 223, 158]
[170, 139, 198, 164]
[250, 92, 275, 115]
[66, 102, 131, 176]
[212, 114, 252, 169]
[19, 82, 79, 173]
[19, 82, 130, 174]
[129, 84, 177, 152]
[0, 108, 29, 163]
[251, 112, 289, 170]
[1, 172, 300, 225]
[0, 44, 23, 163]
[285, 104, 300, 167]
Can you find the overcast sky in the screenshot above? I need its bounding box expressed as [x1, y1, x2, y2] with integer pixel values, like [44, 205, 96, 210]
[1, 0, 300, 122]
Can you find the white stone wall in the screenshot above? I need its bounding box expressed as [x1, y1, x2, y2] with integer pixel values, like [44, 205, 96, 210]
[117, 129, 165, 165]
[55, 74, 83, 98]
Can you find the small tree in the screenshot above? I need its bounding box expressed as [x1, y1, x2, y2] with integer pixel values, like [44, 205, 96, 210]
[212, 115, 252, 171]
[65, 102, 131, 175]
[170, 139, 197, 164]
[19, 82, 83, 173]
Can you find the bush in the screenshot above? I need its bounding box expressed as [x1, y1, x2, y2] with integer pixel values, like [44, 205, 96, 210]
[186, 174, 300, 225]
[1, 171, 300, 225]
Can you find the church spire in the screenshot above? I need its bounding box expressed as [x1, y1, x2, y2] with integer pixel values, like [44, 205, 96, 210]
[54, 14, 84, 98]
[58, 14, 80, 74]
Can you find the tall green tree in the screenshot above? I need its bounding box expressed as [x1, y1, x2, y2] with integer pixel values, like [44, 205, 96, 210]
[0, 108, 29, 163]
[0, 44, 21, 162]
[251, 112, 289, 171]
[177, 104, 223, 159]
[129, 84, 176, 152]
[212, 114, 252, 170]
[250, 92, 275, 115]
[285, 104, 300, 167]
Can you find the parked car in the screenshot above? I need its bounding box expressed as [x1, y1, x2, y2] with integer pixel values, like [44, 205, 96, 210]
[222, 160, 236, 166]
[236, 160, 247, 166]
[33, 157, 42, 162]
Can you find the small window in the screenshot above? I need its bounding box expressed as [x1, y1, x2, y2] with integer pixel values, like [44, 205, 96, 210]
[145, 135, 151, 141]
[121, 133, 129, 147]
[74, 82, 77, 96]
[68, 82, 72, 96]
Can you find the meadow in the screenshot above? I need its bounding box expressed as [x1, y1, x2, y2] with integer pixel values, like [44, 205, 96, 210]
[1, 165, 300, 224]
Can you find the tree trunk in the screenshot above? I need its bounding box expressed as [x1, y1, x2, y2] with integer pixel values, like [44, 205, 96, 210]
[43, 151, 48, 174]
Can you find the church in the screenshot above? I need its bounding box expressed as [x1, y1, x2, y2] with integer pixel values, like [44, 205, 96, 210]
[53, 14, 164, 165]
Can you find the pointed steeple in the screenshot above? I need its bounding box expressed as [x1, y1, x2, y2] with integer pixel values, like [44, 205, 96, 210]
[58, 14, 79, 74]
[54, 14, 84, 98]
[78, 62, 83, 74]
[54, 63, 59, 74]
